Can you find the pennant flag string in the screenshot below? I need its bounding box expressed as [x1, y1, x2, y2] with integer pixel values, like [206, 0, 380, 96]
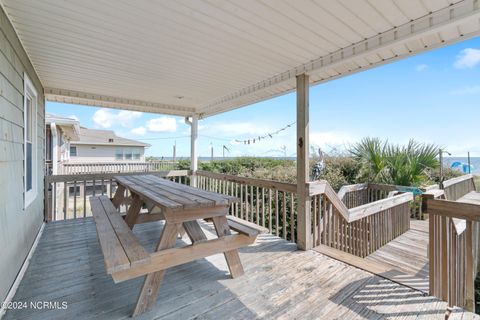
[236, 121, 295, 145]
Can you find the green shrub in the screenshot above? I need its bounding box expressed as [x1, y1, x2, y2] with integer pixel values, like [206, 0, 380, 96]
[350, 137, 439, 186]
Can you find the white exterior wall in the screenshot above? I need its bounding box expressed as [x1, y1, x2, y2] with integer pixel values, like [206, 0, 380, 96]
[68, 144, 145, 163]
[0, 6, 45, 303]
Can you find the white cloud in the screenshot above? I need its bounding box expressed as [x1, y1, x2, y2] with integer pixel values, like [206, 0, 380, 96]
[146, 116, 177, 132]
[92, 109, 142, 129]
[454, 48, 480, 69]
[415, 64, 428, 72]
[449, 85, 480, 96]
[131, 126, 146, 135]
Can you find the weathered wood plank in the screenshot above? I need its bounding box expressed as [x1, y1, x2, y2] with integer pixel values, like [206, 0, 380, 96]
[97, 196, 150, 267]
[4, 219, 480, 320]
[89, 197, 130, 273]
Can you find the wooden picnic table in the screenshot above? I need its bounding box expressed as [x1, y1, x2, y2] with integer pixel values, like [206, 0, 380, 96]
[90, 174, 265, 317]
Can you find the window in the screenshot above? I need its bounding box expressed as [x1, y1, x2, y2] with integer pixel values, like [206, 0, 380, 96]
[133, 148, 141, 160]
[70, 146, 77, 157]
[24, 74, 38, 208]
[115, 147, 123, 160]
[124, 148, 133, 160]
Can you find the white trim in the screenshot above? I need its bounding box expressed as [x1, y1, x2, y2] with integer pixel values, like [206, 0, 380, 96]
[50, 122, 58, 175]
[189, 115, 198, 187]
[201, 0, 480, 115]
[0, 223, 45, 320]
[23, 72, 38, 209]
[44, 87, 195, 116]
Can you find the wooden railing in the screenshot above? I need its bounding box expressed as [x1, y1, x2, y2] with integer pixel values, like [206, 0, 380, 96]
[442, 174, 477, 201]
[310, 180, 413, 257]
[58, 160, 178, 175]
[45, 169, 417, 252]
[44, 170, 189, 221]
[338, 183, 398, 209]
[423, 174, 478, 312]
[339, 182, 432, 220]
[426, 198, 480, 312]
[195, 170, 297, 242]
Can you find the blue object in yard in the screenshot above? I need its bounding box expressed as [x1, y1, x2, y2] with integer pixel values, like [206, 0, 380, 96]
[451, 161, 463, 169]
[451, 161, 474, 174]
[462, 163, 474, 174]
[396, 186, 423, 196]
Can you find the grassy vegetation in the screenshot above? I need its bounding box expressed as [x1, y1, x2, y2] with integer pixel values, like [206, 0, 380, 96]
[172, 139, 473, 192]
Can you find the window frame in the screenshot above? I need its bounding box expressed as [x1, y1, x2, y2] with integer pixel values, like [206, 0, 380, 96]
[124, 147, 133, 160]
[133, 147, 141, 160]
[115, 147, 124, 160]
[70, 145, 77, 157]
[24, 73, 38, 209]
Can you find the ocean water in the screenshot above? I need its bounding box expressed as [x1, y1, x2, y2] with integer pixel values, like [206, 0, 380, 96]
[444, 157, 480, 174]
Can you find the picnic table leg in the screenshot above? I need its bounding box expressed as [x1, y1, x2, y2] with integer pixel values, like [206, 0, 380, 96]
[183, 220, 207, 243]
[133, 222, 181, 316]
[212, 215, 244, 278]
[125, 194, 143, 229]
[111, 184, 126, 208]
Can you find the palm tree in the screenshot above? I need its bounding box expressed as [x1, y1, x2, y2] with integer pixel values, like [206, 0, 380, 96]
[350, 138, 439, 186]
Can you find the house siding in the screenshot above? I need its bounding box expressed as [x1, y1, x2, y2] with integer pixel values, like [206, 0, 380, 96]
[0, 5, 45, 303]
[69, 144, 145, 163]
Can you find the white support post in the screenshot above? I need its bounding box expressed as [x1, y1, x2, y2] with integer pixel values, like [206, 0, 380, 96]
[190, 115, 198, 187]
[296, 73, 311, 250]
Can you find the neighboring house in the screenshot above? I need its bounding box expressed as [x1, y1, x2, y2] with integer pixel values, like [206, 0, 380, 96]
[70, 127, 150, 163]
[45, 113, 150, 175]
[45, 113, 80, 175]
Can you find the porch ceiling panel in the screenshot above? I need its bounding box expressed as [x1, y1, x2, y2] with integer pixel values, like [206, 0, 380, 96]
[1, 0, 480, 117]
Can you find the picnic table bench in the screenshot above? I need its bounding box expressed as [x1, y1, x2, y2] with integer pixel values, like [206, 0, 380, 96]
[89, 174, 266, 317]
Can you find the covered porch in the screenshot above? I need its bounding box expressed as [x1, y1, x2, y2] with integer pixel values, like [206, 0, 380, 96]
[1, 0, 480, 319]
[4, 218, 473, 320]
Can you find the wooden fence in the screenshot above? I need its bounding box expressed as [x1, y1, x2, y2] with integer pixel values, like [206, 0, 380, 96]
[57, 160, 178, 175]
[426, 199, 479, 312]
[339, 182, 431, 220]
[425, 173, 478, 312]
[195, 170, 297, 242]
[310, 180, 413, 257]
[45, 170, 416, 252]
[44, 170, 189, 221]
[443, 174, 477, 201]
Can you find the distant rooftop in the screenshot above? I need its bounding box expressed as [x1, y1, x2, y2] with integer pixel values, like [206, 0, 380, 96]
[74, 127, 150, 148]
[45, 113, 79, 125]
[46, 113, 149, 147]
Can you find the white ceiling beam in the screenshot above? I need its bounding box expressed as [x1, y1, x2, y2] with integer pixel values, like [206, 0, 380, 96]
[201, 0, 480, 116]
[44, 87, 196, 116]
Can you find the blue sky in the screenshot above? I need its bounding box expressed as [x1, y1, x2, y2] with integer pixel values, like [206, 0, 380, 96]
[47, 36, 480, 158]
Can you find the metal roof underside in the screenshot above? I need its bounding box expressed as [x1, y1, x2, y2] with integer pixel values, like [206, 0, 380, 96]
[2, 0, 480, 118]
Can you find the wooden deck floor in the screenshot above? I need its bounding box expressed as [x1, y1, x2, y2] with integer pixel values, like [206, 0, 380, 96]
[4, 218, 478, 320]
[366, 220, 429, 291]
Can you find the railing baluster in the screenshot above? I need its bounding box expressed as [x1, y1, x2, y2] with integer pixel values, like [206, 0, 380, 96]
[268, 189, 272, 234]
[63, 181, 67, 220]
[275, 190, 279, 236]
[53, 182, 57, 221]
[256, 186, 260, 225]
[73, 180, 77, 219]
[262, 188, 266, 228]
[83, 179, 87, 218]
[291, 193, 295, 243]
[282, 191, 287, 240]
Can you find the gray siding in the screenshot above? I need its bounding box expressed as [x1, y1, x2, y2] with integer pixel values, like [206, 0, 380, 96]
[0, 6, 45, 302]
[69, 144, 145, 163]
